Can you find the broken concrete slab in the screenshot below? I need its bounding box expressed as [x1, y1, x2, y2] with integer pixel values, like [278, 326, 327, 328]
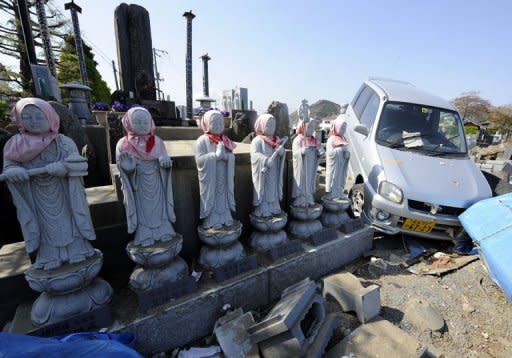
[213, 308, 259, 358]
[404, 298, 445, 332]
[322, 272, 381, 324]
[248, 278, 326, 358]
[325, 317, 426, 358]
[306, 313, 339, 358]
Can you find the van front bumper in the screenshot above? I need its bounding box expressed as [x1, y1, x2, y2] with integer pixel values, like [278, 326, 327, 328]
[362, 183, 464, 241]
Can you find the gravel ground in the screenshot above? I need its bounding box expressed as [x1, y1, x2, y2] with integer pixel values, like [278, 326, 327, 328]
[335, 235, 512, 358]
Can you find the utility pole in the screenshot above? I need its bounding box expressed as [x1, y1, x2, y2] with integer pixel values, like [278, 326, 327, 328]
[34, 0, 56, 77]
[64, 0, 88, 86]
[152, 48, 167, 101]
[112, 60, 119, 91]
[183, 10, 195, 119]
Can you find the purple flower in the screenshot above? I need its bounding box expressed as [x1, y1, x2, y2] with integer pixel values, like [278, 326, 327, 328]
[112, 101, 128, 112]
[92, 101, 110, 111]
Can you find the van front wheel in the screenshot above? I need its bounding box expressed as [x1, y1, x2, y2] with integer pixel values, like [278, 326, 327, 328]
[349, 183, 365, 218]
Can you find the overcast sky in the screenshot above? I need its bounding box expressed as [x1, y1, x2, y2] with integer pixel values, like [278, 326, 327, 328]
[1, 0, 511, 113]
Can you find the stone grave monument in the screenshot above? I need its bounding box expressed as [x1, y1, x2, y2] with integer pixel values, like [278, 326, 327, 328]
[267, 101, 291, 138]
[249, 114, 291, 252]
[289, 100, 324, 240]
[321, 117, 350, 229]
[116, 108, 191, 307]
[1, 98, 112, 327]
[195, 110, 246, 270]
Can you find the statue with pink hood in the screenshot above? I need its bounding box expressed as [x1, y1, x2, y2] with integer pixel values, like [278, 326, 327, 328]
[116, 107, 188, 292]
[289, 100, 324, 239]
[321, 115, 351, 229]
[249, 114, 289, 251]
[1, 98, 112, 326]
[195, 110, 245, 269]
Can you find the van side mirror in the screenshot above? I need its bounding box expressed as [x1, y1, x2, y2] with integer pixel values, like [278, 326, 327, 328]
[354, 124, 369, 137]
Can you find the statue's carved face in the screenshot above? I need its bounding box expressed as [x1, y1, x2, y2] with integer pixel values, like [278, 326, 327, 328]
[209, 114, 224, 135]
[21, 105, 50, 134]
[264, 117, 276, 136]
[131, 110, 151, 135]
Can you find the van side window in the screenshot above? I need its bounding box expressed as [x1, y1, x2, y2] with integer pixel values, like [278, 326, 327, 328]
[353, 86, 373, 118]
[351, 84, 365, 107]
[359, 94, 380, 128]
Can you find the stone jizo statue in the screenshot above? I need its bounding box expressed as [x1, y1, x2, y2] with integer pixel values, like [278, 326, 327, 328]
[116, 107, 175, 246]
[2, 98, 95, 270]
[291, 119, 323, 207]
[251, 114, 287, 218]
[195, 110, 237, 229]
[325, 118, 350, 200]
[116, 107, 188, 293]
[195, 110, 245, 269]
[1, 98, 112, 325]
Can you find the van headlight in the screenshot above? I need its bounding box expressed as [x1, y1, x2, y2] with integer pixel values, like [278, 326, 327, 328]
[378, 181, 403, 204]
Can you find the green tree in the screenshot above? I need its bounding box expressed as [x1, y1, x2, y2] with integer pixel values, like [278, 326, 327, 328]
[58, 33, 111, 103]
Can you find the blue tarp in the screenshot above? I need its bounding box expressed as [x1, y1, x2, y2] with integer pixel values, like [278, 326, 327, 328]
[0, 332, 143, 358]
[459, 192, 512, 302]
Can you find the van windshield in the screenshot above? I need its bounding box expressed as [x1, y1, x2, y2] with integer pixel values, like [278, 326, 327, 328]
[376, 102, 467, 155]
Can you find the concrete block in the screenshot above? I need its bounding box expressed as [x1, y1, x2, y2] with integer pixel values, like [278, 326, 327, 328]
[322, 272, 380, 323]
[249, 278, 326, 358]
[306, 313, 339, 358]
[325, 317, 424, 358]
[214, 308, 258, 358]
[268, 227, 374, 300]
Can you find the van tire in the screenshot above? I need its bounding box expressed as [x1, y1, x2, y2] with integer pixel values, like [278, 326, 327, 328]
[349, 183, 365, 218]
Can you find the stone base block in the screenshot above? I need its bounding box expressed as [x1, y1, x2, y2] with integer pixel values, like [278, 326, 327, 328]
[320, 210, 350, 229]
[288, 219, 323, 240]
[322, 272, 381, 323]
[31, 278, 113, 326]
[250, 230, 288, 251]
[306, 313, 339, 358]
[130, 257, 189, 292]
[199, 241, 246, 270]
[127, 235, 183, 267]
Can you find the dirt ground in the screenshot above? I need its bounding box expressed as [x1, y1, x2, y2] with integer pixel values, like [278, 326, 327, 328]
[329, 234, 512, 358]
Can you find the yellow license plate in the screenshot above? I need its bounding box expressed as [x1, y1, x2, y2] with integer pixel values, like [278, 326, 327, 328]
[402, 219, 435, 233]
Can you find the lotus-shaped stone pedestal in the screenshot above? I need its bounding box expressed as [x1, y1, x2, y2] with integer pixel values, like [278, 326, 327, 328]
[198, 220, 245, 269]
[127, 235, 189, 292]
[250, 212, 289, 252]
[288, 203, 323, 240]
[320, 196, 350, 229]
[25, 249, 113, 326]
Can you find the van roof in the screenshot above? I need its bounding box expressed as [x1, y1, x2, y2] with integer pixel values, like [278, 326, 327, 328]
[366, 78, 458, 112]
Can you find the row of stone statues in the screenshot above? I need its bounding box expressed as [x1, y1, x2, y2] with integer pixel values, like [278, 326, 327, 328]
[1, 98, 350, 326]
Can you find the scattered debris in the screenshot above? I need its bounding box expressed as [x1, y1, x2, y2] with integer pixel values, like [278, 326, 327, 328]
[404, 298, 445, 332]
[322, 272, 381, 323]
[248, 278, 328, 358]
[213, 308, 258, 358]
[368, 257, 388, 276]
[407, 253, 478, 276]
[325, 317, 428, 358]
[177, 346, 221, 358]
